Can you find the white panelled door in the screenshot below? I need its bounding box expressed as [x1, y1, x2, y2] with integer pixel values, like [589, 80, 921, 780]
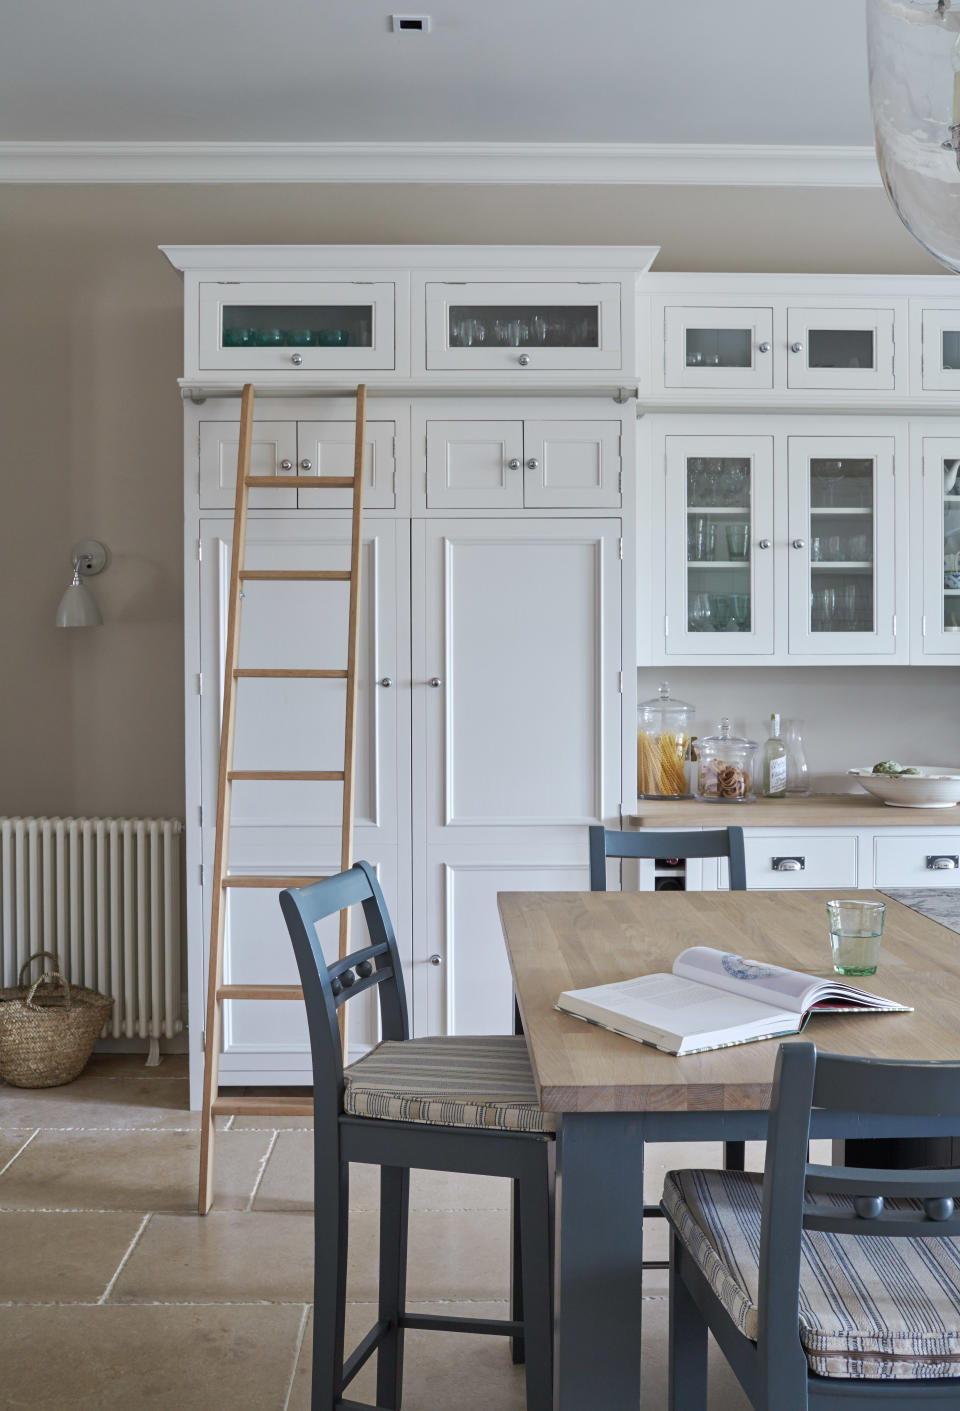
[411, 518, 622, 1036]
[198, 517, 409, 1075]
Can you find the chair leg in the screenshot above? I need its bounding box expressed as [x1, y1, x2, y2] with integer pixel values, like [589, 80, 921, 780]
[668, 1230, 707, 1411]
[517, 1155, 553, 1411]
[724, 1140, 745, 1172]
[311, 1154, 349, 1411]
[376, 1165, 409, 1411]
[510, 1179, 524, 1364]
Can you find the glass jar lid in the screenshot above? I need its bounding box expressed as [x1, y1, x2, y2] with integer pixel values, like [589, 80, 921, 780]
[699, 716, 756, 753]
[638, 680, 695, 732]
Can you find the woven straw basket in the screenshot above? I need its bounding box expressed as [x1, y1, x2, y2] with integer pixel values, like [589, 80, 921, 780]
[0, 950, 114, 1088]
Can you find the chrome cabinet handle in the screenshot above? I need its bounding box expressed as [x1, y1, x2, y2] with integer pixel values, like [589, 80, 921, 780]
[300, 459, 313, 471]
[280, 459, 293, 471]
[507, 458, 522, 470]
[429, 677, 442, 687]
[792, 538, 807, 549]
[378, 677, 393, 688]
[758, 342, 771, 354]
[772, 856, 805, 872]
[291, 353, 303, 366]
[757, 538, 771, 549]
[927, 855, 959, 870]
[791, 341, 805, 354]
[527, 458, 540, 471]
[428, 953, 442, 966]
[518, 354, 531, 366]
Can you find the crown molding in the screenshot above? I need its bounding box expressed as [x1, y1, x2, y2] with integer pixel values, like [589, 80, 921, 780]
[0, 140, 882, 187]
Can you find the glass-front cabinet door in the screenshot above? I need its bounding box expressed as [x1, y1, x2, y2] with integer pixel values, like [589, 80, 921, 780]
[664, 435, 775, 655]
[663, 306, 774, 390]
[921, 436, 960, 654]
[787, 436, 897, 655]
[920, 309, 960, 391]
[785, 307, 896, 391]
[424, 281, 622, 371]
[198, 281, 396, 370]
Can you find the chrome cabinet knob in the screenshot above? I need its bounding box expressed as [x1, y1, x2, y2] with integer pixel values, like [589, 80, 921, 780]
[792, 539, 807, 550]
[507, 458, 522, 470]
[280, 459, 293, 471]
[518, 354, 531, 366]
[757, 538, 771, 549]
[300, 459, 313, 471]
[429, 677, 442, 687]
[927, 855, 959, 869]
[791, 341, 805, 354]
[526, 458, 540, 470]
[378, 677, 393, 688]
[291, 353, 303, 366]
[772, 857, 805, 872]
[428, 953, 442, 966]
[758, 342, 771, 353]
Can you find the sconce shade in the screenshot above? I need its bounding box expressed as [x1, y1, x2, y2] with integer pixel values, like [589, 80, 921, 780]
[56, 572, 103, 628]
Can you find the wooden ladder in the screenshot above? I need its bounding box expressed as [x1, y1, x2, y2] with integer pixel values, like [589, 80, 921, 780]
[198, 381, 367, 1214]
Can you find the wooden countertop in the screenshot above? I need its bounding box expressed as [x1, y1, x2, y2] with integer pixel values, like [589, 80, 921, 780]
[627, 794, 960, 828]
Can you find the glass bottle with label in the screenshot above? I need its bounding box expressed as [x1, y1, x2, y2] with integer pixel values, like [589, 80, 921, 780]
[761, 713, 788, 798]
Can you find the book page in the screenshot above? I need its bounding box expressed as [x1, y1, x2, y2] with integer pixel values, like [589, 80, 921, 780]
[561, 971, 793, 1039]
[671, 946, 823, 1013]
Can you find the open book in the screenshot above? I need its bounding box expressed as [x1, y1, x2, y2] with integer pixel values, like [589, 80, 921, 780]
[556, 946, 911, 1056]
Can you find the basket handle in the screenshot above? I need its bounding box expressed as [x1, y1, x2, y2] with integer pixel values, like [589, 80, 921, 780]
[25, 971, 72, 1010]
[18, 950, 68, 989]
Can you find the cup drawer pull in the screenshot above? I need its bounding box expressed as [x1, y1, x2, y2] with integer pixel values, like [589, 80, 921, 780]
[772, 856, 805, 872]
[927, 855, 959, 870]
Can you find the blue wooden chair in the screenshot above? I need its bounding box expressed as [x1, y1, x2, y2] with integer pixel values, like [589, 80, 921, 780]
[280, 861, 554, 1411]
[589, 823, 748, 1202]
[664, 1042, 960, 1410]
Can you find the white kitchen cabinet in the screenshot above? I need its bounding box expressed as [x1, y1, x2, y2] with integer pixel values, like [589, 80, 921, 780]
[412, 518, 622, 1035]
[917, 306, 960, 392]
[425, 419, 621, 511]
[297, 420, 398, 510]
[663, 306, 774, 391]
[785, 306, 897, 392]
[199, 421, 298, 509]
[199, 418, 398, 510]
[915, 432, 960, 656]
[425, 281, 623, 372]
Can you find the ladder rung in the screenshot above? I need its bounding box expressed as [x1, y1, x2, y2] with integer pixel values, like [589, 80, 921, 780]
[239, 570, 351, 581]
[212, 1095, 314, 1118]
[217, 984, 304, 1001]
[227, 770, 345, 782]
[222, 875, 329, 888]
[233, 669, 348, 679]
[245, 476, 355, 489]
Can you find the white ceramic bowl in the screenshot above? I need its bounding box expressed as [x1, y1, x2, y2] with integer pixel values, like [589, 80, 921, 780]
[849, 766, 960, 808]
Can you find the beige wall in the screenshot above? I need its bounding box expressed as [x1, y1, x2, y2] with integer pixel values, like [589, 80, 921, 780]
[0, 182, 949, 819]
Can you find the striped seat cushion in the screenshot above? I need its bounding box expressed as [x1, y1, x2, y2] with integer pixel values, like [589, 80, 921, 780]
[663, 1168, 960, 1380]
[343, 1035, 555, 1135]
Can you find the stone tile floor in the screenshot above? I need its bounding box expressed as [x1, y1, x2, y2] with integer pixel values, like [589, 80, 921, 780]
[0, 1053, 751, 1409]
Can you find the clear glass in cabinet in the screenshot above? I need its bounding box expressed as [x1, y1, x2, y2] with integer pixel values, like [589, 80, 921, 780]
[685, 456, 753, 635]
[944, 331, 960, 371]
[447, 304, 599, 349]
[220, 303, 373, 349]
[808, 459, 875, 634]
[806, 328, 875, 371]
[942, 457, 960, 634]
[685, 328, 752, 368]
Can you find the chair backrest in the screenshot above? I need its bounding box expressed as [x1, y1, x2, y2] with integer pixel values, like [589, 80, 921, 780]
[756, 1042, 960, 1393]
[588, 824, 747, 891]
[279, 861, 409, 1127]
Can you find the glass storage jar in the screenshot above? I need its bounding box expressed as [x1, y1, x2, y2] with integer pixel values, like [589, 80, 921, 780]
[637, 682, 695, 798]
[697, 718, 757, 803]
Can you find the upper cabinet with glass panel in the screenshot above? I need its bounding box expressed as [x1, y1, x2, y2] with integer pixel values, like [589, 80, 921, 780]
[197, 281, 397, 371]
[664, 306, 774, 390]
[425, 282, 623, 371]
[918, 307, 960, 392]
[785, 307, 896, 391]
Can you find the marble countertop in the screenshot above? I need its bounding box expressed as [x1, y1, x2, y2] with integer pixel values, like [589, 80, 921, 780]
[882, 889, 960, 936]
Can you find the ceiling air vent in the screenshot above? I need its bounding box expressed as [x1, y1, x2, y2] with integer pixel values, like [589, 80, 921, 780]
[391, 14, 431, 32]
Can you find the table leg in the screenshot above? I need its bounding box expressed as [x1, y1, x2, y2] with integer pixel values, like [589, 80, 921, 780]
[553, 1112, 646, 1411]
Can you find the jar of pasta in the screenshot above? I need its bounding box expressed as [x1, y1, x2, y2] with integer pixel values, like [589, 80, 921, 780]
[697, 718, 757, 803]
[637, 682, 695, 798]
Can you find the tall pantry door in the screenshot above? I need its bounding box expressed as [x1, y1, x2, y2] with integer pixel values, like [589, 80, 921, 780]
[411, 519, 622, 1037]
[198, 517, 410, 1078]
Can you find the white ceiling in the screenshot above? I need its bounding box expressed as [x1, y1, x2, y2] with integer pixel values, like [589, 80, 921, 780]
[2, 0, 873, 146]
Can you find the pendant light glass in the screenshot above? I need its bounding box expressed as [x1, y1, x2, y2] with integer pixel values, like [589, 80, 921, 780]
[56, 566, 103, 628]
[867, 0, 960, 272]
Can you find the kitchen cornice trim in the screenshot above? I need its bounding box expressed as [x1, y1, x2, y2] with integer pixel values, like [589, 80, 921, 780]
[0, 140, 882, 187]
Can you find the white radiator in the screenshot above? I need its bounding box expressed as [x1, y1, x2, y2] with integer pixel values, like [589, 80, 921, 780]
[0, 818, 184, 1048]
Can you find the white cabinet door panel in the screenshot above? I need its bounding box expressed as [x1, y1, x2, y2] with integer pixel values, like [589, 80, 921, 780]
[425, 281, 623, 372]
[199, 421, 297, 509]
[523, 420, 621, 508]
[920, 435, 960, 655]
[920, 308, 960, 392]
[874, 834, 960, 887]
[416, 520, 621, 830]
[198, 280, 396, 372]
[664, 305, 774, 391]
[785, 307, 896, 392]
[297, 420, 397, 509]
[426, 421, 524, 509]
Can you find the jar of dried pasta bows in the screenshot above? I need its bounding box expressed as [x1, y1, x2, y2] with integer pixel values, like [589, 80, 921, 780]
[637, 681, 695, 798]
[697, 717, 757, 803]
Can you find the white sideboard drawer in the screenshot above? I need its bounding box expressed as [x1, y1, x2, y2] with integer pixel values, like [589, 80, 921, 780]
[720, 834, 858, 889]
[874, 835, 960, 887]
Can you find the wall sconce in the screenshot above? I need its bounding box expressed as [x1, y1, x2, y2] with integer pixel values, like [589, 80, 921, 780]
[56, 540, 108, 628]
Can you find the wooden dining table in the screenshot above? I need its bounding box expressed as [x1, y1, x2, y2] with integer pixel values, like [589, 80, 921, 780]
[498, 888, 960, 1411]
